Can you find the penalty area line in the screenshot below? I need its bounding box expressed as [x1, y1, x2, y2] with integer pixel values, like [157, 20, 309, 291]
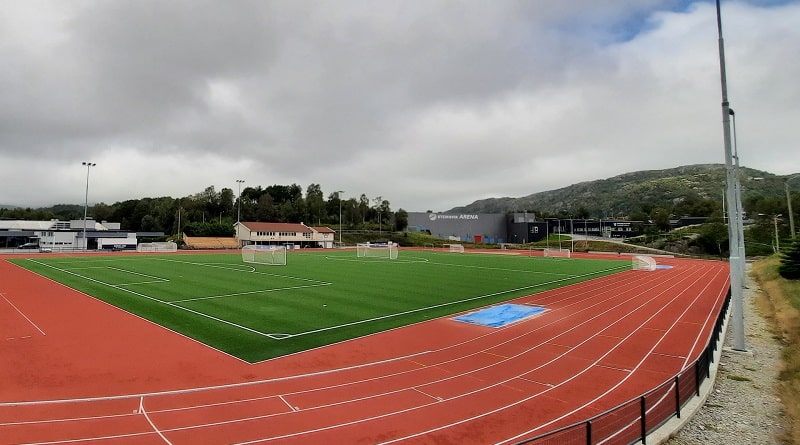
[25, 258, 280, 341]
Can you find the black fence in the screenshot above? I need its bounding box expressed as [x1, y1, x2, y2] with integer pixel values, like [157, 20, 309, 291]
[515, 286, 731, 445]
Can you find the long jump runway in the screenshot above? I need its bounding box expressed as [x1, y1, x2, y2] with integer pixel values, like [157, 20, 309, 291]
[0, 255, 729, 444]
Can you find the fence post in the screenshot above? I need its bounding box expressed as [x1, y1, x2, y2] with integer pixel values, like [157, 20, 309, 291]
[695, 359, 701, 396]
[640, 396, 647, 445]
[675, 375, 681, 418]
[586, 420, 592, 445]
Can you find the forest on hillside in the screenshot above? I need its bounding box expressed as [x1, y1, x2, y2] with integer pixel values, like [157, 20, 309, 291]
[0, 184, 408, 237]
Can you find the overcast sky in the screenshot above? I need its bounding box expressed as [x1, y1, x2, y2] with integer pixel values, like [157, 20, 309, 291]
[1, 0, 798, 212]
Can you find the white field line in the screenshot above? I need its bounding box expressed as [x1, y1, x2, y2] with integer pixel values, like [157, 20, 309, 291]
[278, 264, 629, 340]
[0, 349, 434, 408]
[493, 263, 727, 445]
[224, 263, 721, 444]
[6, 258, 636, 413]
[139, 397, 173, 445]
[24, 259, 283, 340]
[0, 264, 715, 445]
[172, 283, 330, 304]
[597, 271, 732, 445]
[154, 257, 331, 286]
[48, 254, 627, 342]
[0, 292, 46, 336]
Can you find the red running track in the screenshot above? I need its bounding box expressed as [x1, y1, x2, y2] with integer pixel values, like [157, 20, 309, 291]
[0, 253, 729, 444]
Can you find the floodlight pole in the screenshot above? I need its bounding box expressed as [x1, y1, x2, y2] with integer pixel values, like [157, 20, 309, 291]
[235, 179, 245, 223]
[730, 109, 747, 286]
[81, 161, 96, 251]
[336, 190, 344, 245]
[716, 0, 746, 351]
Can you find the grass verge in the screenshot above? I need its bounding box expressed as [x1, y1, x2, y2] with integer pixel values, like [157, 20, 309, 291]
[751, 256, 800, 444]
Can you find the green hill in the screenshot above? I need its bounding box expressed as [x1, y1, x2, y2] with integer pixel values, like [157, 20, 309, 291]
[449, 164, 794, 218]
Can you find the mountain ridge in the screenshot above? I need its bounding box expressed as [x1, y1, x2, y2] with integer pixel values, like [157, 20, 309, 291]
[448, 163, 794, 217]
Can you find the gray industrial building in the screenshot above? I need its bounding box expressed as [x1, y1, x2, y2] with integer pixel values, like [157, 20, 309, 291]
[407, 212, 508, 244]
[408, 212, 647, 245]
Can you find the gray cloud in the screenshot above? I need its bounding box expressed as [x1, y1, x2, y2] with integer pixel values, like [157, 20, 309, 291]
[1, 0, 798, 212]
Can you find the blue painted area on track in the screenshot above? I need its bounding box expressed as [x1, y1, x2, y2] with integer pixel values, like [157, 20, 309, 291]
[453, 303, 546, 328]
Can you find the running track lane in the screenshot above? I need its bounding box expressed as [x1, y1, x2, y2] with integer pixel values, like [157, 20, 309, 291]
[0, 255, 729, 444]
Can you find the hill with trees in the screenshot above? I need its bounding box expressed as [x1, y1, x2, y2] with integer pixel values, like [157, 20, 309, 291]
[449, 164, 793, 221]
[2, 163, 797, 250]
[0, 184, 408, 238]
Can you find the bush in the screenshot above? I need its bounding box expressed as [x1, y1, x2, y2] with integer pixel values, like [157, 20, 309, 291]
[779, 238, 800, 280]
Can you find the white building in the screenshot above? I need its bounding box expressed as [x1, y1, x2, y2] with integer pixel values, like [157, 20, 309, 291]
[234, 222, 336, 249]
[0, 219, 139, 251]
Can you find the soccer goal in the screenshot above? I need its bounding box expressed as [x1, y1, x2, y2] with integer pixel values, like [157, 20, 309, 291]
[445, 243, 464, 253]
[632, 255, 657, 271]
[543, 248, 571, 258]
[242, 245, 287, 266]
[136, 241, 178, 253]
[357, 242, 398, 260]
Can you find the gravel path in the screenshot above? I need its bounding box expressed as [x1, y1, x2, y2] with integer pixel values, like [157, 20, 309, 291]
[664, 276, 788, 444]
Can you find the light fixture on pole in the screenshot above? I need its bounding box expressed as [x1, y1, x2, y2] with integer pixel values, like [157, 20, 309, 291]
[785, 174, 800, 239]
[81, 161, 96, 251]
[715, 0, 746, 351]
[336, 190, 344, 245]
[235, 179, 245, 223]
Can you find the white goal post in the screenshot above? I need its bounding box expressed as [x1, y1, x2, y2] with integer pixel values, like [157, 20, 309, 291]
[445, 243, 464, 253]
[136, 241, 178, 252]
[632, 255, 657, 271]
[543, 248, 571, 258]
[357, 242, 398, 260]
[242, 245, 287, 266]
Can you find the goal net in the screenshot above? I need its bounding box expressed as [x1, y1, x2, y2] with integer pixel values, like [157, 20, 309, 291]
[446, 243, 464, 253]
[136, 241, 178, 252]
[632, 255, 657, 271]
[242, 245, 287, 266]
[543, 248, 571, 258]
[357, 242, 398, 260]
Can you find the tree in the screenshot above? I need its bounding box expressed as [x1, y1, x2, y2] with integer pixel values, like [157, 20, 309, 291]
[219, 187, 235, 218]
[651, 207, 670, 231]
[255, 193, 276, 222]
[305, 184, 325, 224]
[394, 209, 408, 231]
[778, 238, 800, 279]
[692, 222, 729, 256]
[358, 194, 370, 225]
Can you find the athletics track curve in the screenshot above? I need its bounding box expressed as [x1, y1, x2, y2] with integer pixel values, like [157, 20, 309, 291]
[0, 252, 730, 444]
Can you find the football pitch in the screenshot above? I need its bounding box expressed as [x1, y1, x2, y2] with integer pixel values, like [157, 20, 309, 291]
[11, 250, 629, 363]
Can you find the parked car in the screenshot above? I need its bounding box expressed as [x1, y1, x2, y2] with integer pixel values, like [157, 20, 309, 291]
[18, 242, 39, 249]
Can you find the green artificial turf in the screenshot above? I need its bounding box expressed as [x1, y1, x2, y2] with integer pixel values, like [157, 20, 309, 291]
[11, 250, 628, 362]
